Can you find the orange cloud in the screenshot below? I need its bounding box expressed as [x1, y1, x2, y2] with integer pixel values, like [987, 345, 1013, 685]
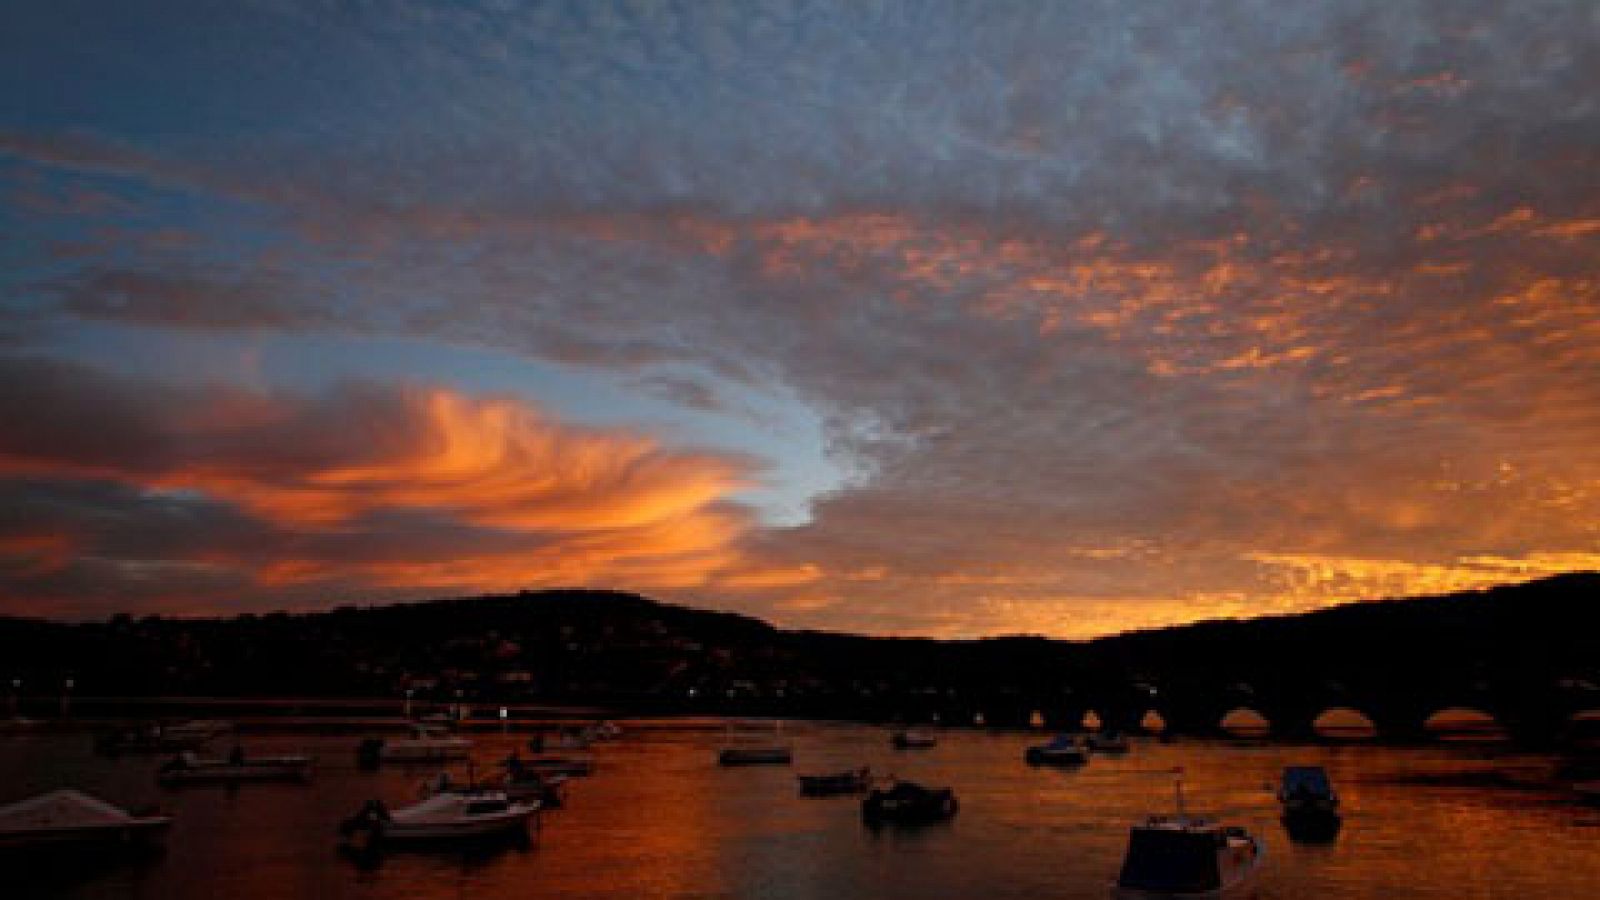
[0, 363, 766, 613]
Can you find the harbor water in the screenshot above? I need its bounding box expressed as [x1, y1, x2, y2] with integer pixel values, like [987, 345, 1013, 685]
[4, 722, 1597, 898]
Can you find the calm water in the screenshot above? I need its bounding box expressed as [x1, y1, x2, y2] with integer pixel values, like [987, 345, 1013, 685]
[4, 723, 1598, 898]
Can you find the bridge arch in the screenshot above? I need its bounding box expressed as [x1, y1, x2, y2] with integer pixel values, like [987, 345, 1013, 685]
[1220, 707, 1271, 737]
[1138, 709, 1167, 734]
[1423, 707, 1506, 741]
[1312, 706, 1377, 740]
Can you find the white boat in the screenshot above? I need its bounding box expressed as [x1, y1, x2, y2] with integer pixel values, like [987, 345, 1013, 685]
[1027, 734, 1090, 766]
[0, 790, 171, 850]
[158, 750, 315, 784]
[340, 791, 537, 845]
[891, 729, 937, 749]
[425, 765, 569, 809]
[359, 726, 471, 765]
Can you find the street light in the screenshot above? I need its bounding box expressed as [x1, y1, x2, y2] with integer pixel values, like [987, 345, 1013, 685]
[61, 677, 74, 719]
[403, 688, 414, 720]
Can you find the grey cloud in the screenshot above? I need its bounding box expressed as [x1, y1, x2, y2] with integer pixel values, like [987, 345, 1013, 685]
[6, 0, 1600, 631]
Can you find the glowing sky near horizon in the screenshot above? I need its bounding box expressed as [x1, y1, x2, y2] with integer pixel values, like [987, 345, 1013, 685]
[2, 1, 1598, 637]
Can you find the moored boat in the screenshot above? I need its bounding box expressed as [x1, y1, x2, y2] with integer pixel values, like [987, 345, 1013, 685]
[799, 767, 872, 796]
[1113, 771, 1262, 897]
[1112, 816, 1263, 898]
[1088, 731, 1131, 755]
[1278, 765, 1341, 841]
[528, 728, 591, 752]
[1027, 734, 1090, 766]
[501, 772, 568, 808]
[96, 721, 217, 755]
[718, 745, 793, 766]
[0, 790, 171, 851]
[862, 780, 958, 825]
[339, 791, 537, 848]
[357, 725, 471, 767]
[427, 762, 570, 808]
[158, 749, 315, 785]
[891, 728, 937, 749]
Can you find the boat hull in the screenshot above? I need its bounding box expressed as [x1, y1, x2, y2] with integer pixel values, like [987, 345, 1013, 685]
[0, 819, 171, 851]
[380, 810, 534, 841]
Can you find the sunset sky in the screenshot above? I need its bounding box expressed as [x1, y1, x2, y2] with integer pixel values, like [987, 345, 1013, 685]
[2, 1, 1597, 637]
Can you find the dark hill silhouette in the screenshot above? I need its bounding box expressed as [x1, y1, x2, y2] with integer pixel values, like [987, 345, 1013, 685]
[1, 573, 1596, 741]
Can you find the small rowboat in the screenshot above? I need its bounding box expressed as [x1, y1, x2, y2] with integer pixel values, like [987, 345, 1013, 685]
[158, 751, 314, 785]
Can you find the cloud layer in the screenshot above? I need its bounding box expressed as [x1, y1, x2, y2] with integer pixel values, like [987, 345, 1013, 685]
[0, 357, 760, 617]
[2, 1, 1598, 634]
